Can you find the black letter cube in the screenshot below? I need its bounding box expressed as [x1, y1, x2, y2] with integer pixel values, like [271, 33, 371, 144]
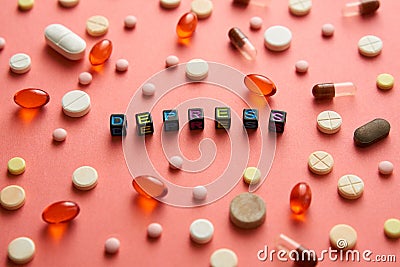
[188, 108, 204, 130]
[269, 110, 287, 133]
[243, 109, 258, 129]
[135, 112, 154, 136]
[163, 109, 179, 132]
[215, 107, 231, 129]
[110, 114, 127, 136]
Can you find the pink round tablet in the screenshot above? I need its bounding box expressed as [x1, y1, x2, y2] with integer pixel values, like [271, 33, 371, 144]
[378, 161, 394, 175]
[105, 237, 120, 254]
[250, 16, 263, 30]
[193, 185, 207, 201]
[295, 60, 309, 73]
[53, 128, 67, 141]
[165, 55, 179, 68]
[116, 59, 129, 72]
[169, 155, 183, 169]
[322, 24, 335, 37]
[147, 223, 163, 238]
[78, 72, 92, 85]
[124, 15, 137, 29]
[142, 83, 156, 96]
[0, 37, 5, 50]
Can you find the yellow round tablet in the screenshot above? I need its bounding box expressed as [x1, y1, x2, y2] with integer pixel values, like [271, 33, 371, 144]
[8, 157, 26, 175]
[18, 0, 34, 10]
[384, 218, 400, 239]
[376, 73, 394, 90]
[243, 167, 261, 185]
[0, 185, 26, 210]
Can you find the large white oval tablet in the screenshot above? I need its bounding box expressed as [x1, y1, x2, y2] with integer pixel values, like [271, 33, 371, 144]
[9, 53, 31, 74]
[289, 0, 312, 16]
[160, 0, 181, 9]
[358, 35, 382, 57]
[191, 0, 213, 19]
[1, 185, 26, 210]
[210, 248, 238, 267]
[190, 219, 214, 244]
[8, 237, 35, 264]
[72, 166, 98, 190]
[62, 90, 91, 118]
[44, 24, 86, 60]
[264, 26, 292, 52]
[186, 59, 209, 81]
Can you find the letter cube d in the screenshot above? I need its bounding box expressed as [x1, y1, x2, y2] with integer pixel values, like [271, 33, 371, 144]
[135, 112, 154, 136]
[215, 107, 231, 129]
[163, 110, 179, 132]
[269, 110, 287, 133]
[110, 114, 127, 136]
[188, 108, 204, 130]
[243, 109, 259, 129]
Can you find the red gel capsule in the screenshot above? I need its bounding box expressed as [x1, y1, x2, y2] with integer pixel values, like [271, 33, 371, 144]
[176, 12, 198, 39]
[89, 39, 113, 66]
[244, 74, 277, 97]
[290, 182, 312, 215]
[42, 201, 80, 224]
[14, 88, 50, 108]
[132, 176, 168, 199]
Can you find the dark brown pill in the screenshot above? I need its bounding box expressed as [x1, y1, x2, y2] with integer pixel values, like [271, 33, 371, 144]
[354, 118, 390, 147]
[228, 27, 246, 48]
[312, 83, 335, 99]
[359, 0, 380, 16]
[233, 0, 250, 6]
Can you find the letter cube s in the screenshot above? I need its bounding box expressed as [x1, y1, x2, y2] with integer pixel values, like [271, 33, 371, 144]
[243, 109, 258, 129]
[269, 110, 287, 133]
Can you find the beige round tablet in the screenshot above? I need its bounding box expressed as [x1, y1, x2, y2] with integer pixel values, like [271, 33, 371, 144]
[308, 151, 334, 175]
[384, 218, 400, 239]
[329, 224, 357, 250]
[358, 35, 383, 57]
[289, 0, 312, 16]
[243, 167, 261, 185]
[86, 15, 109, 37]
[191, 0, 213, 19]
[72, 166, 98, 190]
[210, 248, 238, 267]
[376, 73, 394, 90]
[317, 110, 342, 134]
[59, 0, 79, 7]
[1, 185, 26, 210]
[337, 174, 364, 200]
[62, 90, 91, 118]
[160, 0, 181, 9]
[186, 59, 209, 81]
[230, 193, 266, 229]
[8, 157, 26, 175]
[8, 237, 35, 264]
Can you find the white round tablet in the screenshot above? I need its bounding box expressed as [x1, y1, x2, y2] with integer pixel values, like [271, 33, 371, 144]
[295, 60, 309, 73]
[317, 110, 342, 134]
[160, 0, 181, 9]
[9, 53, 31, 74]
[72, 166, 98, 190]
[124, 15, 137, 29]
[8, 237, 35, 264]
[78, 72, 92, 85]
[264, 26, 292, 52]
[169, 155, 183, 169]
[250, 16, 263, 30]
[358, 35, 383, 57]
[165, 55, 179, 67]
[104, 237, 120, 254]
[52, 128, 67, 142]
[62, 90, 91, 118]
[210, 248, 238, 267]
[193, 186, 207, 201]
[186, 59, 209, 81]
[142, 83, 156, 96]
[1, 185, 26, 210]
[59, 0, 79, 8]
[190, 219, 214, 244]
[116, 59, 129, 72]
[289, 0, 312, 16]
[191, 0, 213, 19]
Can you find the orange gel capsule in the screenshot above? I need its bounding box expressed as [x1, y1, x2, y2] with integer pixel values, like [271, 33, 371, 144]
[14, 88, 50, 108]
[290, 182, 312, 214]
[176, 12, 198, 39]
[89, 39, 113, 65]
[244, 74, 277, 97]
[132, 176, 168, 199]
[42, 201, 80, 224]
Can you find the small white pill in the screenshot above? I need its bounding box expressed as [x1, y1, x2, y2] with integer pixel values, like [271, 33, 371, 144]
[72, 166, 98, 191]
[59, 0, 79, 8]
[165, 55, 179, 67]
[322, 23, 335, 37]
[186, 59, 209, 81]
[8, 237, 35, 264]
[193, 186, 207, 201]
[378, 161, 394, 175]
[147, 223, 163, 238]
[9, 53, 31, 74]
[78, 72, 92, 85]
[160, 0, 181, 9]
[190, 219, 214, 244]
[295, 60, 309, 73]
[124, 15, 137, 29]
[169, 156, 183, 169]
[62, 90, 91, 118]
[264, 26, 292, 52]
[289, 0, 312, 16]
[116, 59, 129, 72]
[250, 16, 263, 30]
[105, 237, 120, 254]
[142, 83, 156, 96]
[358, 35, 383, 57]
[53, 128, 67, 142]
[0, 37, 6, 50]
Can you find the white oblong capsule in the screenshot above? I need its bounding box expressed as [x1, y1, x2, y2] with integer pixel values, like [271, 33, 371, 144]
[44, 24, 86, 60]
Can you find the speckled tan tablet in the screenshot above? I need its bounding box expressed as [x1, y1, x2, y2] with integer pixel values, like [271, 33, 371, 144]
[354, 118, 390, 147]
[229, 193, 266, 229]
[337, 174, 364, 200]
[317, 110, 342, 134]
[308, 151, 334, 175]
[330, 224, 357, 250]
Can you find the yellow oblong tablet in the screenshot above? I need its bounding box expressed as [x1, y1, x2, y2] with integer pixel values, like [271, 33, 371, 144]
[8, 157, 26, 175]
[18, 0, 34, 11]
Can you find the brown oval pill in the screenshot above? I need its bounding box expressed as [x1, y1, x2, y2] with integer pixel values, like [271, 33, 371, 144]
[354, 118, 390, 147]
[229, 193, 266, 229]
